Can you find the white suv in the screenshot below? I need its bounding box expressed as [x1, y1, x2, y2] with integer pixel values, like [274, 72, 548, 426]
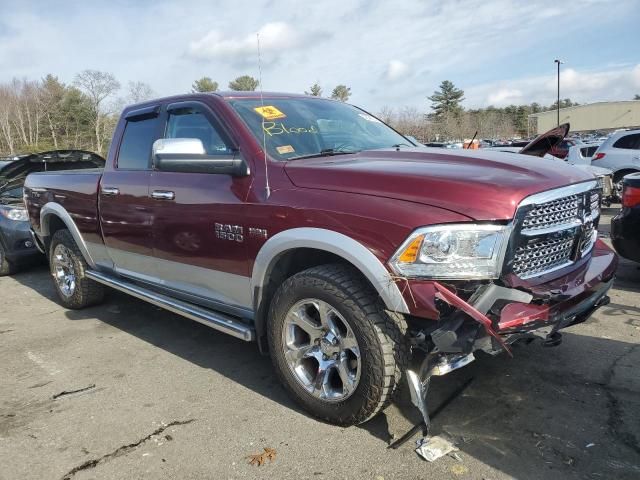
[591, 129, 640, 192]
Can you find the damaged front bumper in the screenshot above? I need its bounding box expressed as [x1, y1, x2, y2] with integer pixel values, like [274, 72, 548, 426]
[404, 239, 617, 355]
[391, 241, 616, 448]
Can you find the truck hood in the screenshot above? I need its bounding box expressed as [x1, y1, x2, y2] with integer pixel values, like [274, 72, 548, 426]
[284, 148, 594, 220]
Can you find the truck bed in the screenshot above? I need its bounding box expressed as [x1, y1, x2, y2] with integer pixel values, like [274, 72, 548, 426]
[24, 169, 104, 248]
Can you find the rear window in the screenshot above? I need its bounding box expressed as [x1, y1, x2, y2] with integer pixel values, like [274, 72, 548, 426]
[581, 146, 598, 157]
[117, 117, 160, 169]
[613, 133, 640, 150]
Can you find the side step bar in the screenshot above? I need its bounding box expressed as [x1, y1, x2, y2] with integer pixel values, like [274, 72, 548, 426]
[86, 270, 255, 342]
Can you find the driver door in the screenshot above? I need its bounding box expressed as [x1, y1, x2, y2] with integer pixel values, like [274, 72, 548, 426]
[149, 101, 254, 315]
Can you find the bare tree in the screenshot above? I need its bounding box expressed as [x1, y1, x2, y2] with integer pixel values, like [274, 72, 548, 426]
[74, 70, 120, 154]
[127, 81, 155, 103]
[0, 85, 14, 154]
[377, 106, 395, 125]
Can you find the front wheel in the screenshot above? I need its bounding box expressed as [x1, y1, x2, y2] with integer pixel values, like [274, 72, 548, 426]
[49, 229, 104, 309]
[267, 264, 409, 426]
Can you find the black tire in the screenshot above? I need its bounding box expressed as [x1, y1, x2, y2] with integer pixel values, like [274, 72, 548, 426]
[0, 242, 17, 276]
[49, 229, 104, 309]
[267, 263, 410, 426]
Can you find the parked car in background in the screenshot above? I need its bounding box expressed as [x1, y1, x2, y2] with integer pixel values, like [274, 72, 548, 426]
[611, 172, 640, 263]
[591, 129, 640, 194]
[24, 93, 616, 428]
[483, 125, 614, 203]
[0, 150, 104, 275]
[565, 143, 601, 165]
[549, 138, 582, 159]
[424, 142, 460, 148]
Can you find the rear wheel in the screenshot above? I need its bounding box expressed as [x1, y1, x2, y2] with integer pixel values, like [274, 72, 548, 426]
[0, 243, 17, 276]
[267, 264, 409, 426]
[49, 229, 104, 309]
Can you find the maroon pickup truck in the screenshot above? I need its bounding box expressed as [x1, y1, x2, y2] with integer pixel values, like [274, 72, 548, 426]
[24, 92, 617, 429]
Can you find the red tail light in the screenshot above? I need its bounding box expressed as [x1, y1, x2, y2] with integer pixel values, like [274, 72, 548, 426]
[622, 185, 640, 208]
[592, 153, 606, 161]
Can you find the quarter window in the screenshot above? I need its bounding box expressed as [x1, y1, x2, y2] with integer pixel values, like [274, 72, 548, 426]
[166, 109, 233, 155]
[117, 117, 160, 169]
[613, 133, 640, 150]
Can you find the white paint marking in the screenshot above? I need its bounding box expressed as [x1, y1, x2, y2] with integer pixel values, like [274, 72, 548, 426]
[26, 351, 61, 376]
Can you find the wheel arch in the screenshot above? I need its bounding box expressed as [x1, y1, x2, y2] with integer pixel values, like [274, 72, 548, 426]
[40, 202, 96, 267]
[250, 228, 409, 350]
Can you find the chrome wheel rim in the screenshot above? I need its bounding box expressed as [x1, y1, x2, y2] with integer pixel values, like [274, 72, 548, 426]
[52, 244, 76, 297]
[282, 298, 361, 402]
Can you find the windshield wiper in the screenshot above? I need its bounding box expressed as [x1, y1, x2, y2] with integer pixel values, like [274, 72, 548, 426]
[288, 148, 361, 161]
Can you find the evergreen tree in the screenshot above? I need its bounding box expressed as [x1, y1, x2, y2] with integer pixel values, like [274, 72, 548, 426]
[305, 83, 322, 96]
[191, 77, 219, 93]
[228, 75, 259, 91]
[330, 85, 351, 102]
[428, 80, 465, 117]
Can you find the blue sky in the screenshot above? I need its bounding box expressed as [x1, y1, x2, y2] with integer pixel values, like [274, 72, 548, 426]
[0, 0, 638, 112]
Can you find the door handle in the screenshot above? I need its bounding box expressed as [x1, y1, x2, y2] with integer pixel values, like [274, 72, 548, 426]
[151, 190, 175, 200]
[101, 187, 120, 196]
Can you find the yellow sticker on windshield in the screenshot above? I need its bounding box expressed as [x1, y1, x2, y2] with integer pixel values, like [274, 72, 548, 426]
[254, 105, 286, 120]
[276, 145, 295, 154]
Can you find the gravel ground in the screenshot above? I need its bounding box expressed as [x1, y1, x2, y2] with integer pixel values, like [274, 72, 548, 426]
[1, 207, 639, 480]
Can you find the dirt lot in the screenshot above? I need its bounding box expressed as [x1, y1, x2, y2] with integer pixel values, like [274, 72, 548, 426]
[1, 207, 639, 480]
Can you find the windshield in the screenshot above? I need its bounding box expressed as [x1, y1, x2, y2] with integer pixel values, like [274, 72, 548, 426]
[228, 97, 412, 160]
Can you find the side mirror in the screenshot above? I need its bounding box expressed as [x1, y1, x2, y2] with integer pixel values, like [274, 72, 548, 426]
[152, 138, 249, 176]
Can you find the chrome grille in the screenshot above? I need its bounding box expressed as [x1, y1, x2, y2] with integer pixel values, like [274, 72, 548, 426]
[508, 182, 600, 279]
[590, 192, 600, 217]
[512, 236, 574, 277]
[521, 194, 580, 233]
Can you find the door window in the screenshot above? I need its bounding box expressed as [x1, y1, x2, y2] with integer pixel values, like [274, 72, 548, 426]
[165, 109, 233, 155]
[117, 116, 160, 169]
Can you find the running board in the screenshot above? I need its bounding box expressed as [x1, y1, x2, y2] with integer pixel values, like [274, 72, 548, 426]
[86, 270, 255, 342]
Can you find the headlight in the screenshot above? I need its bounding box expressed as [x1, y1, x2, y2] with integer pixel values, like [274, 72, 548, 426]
[389, 224, 510, 279]
[0, 206, 29, 222]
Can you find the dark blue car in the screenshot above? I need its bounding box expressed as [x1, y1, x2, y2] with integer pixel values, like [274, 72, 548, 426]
[0, 150, 105, 275]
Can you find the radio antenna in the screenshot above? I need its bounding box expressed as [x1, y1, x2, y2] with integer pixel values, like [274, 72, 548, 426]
[257, 32, 271, 199]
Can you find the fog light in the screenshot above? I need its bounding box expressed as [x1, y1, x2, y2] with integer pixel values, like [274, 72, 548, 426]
[24, 240, 34, 248]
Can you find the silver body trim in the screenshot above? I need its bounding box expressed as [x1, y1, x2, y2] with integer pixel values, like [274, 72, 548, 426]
[521, 219, 582, 236]
[511, 181, 600, 279]
[108, 248, 253, 312]
[251, 227, 410, 314]
[39, 203, 113, 269]
[518, 180, 598, 207]
[86, 270, 255, 341]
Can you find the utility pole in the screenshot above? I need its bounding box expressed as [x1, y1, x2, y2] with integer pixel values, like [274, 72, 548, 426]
[554, 59, 562, 126]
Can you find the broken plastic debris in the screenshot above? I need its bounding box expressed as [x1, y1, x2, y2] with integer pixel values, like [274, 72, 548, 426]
[416, 435, 459, 462]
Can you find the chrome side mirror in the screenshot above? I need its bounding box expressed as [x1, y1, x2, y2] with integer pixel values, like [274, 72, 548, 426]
[152, 138, 206, 156]
[151, 138, 249, 176]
